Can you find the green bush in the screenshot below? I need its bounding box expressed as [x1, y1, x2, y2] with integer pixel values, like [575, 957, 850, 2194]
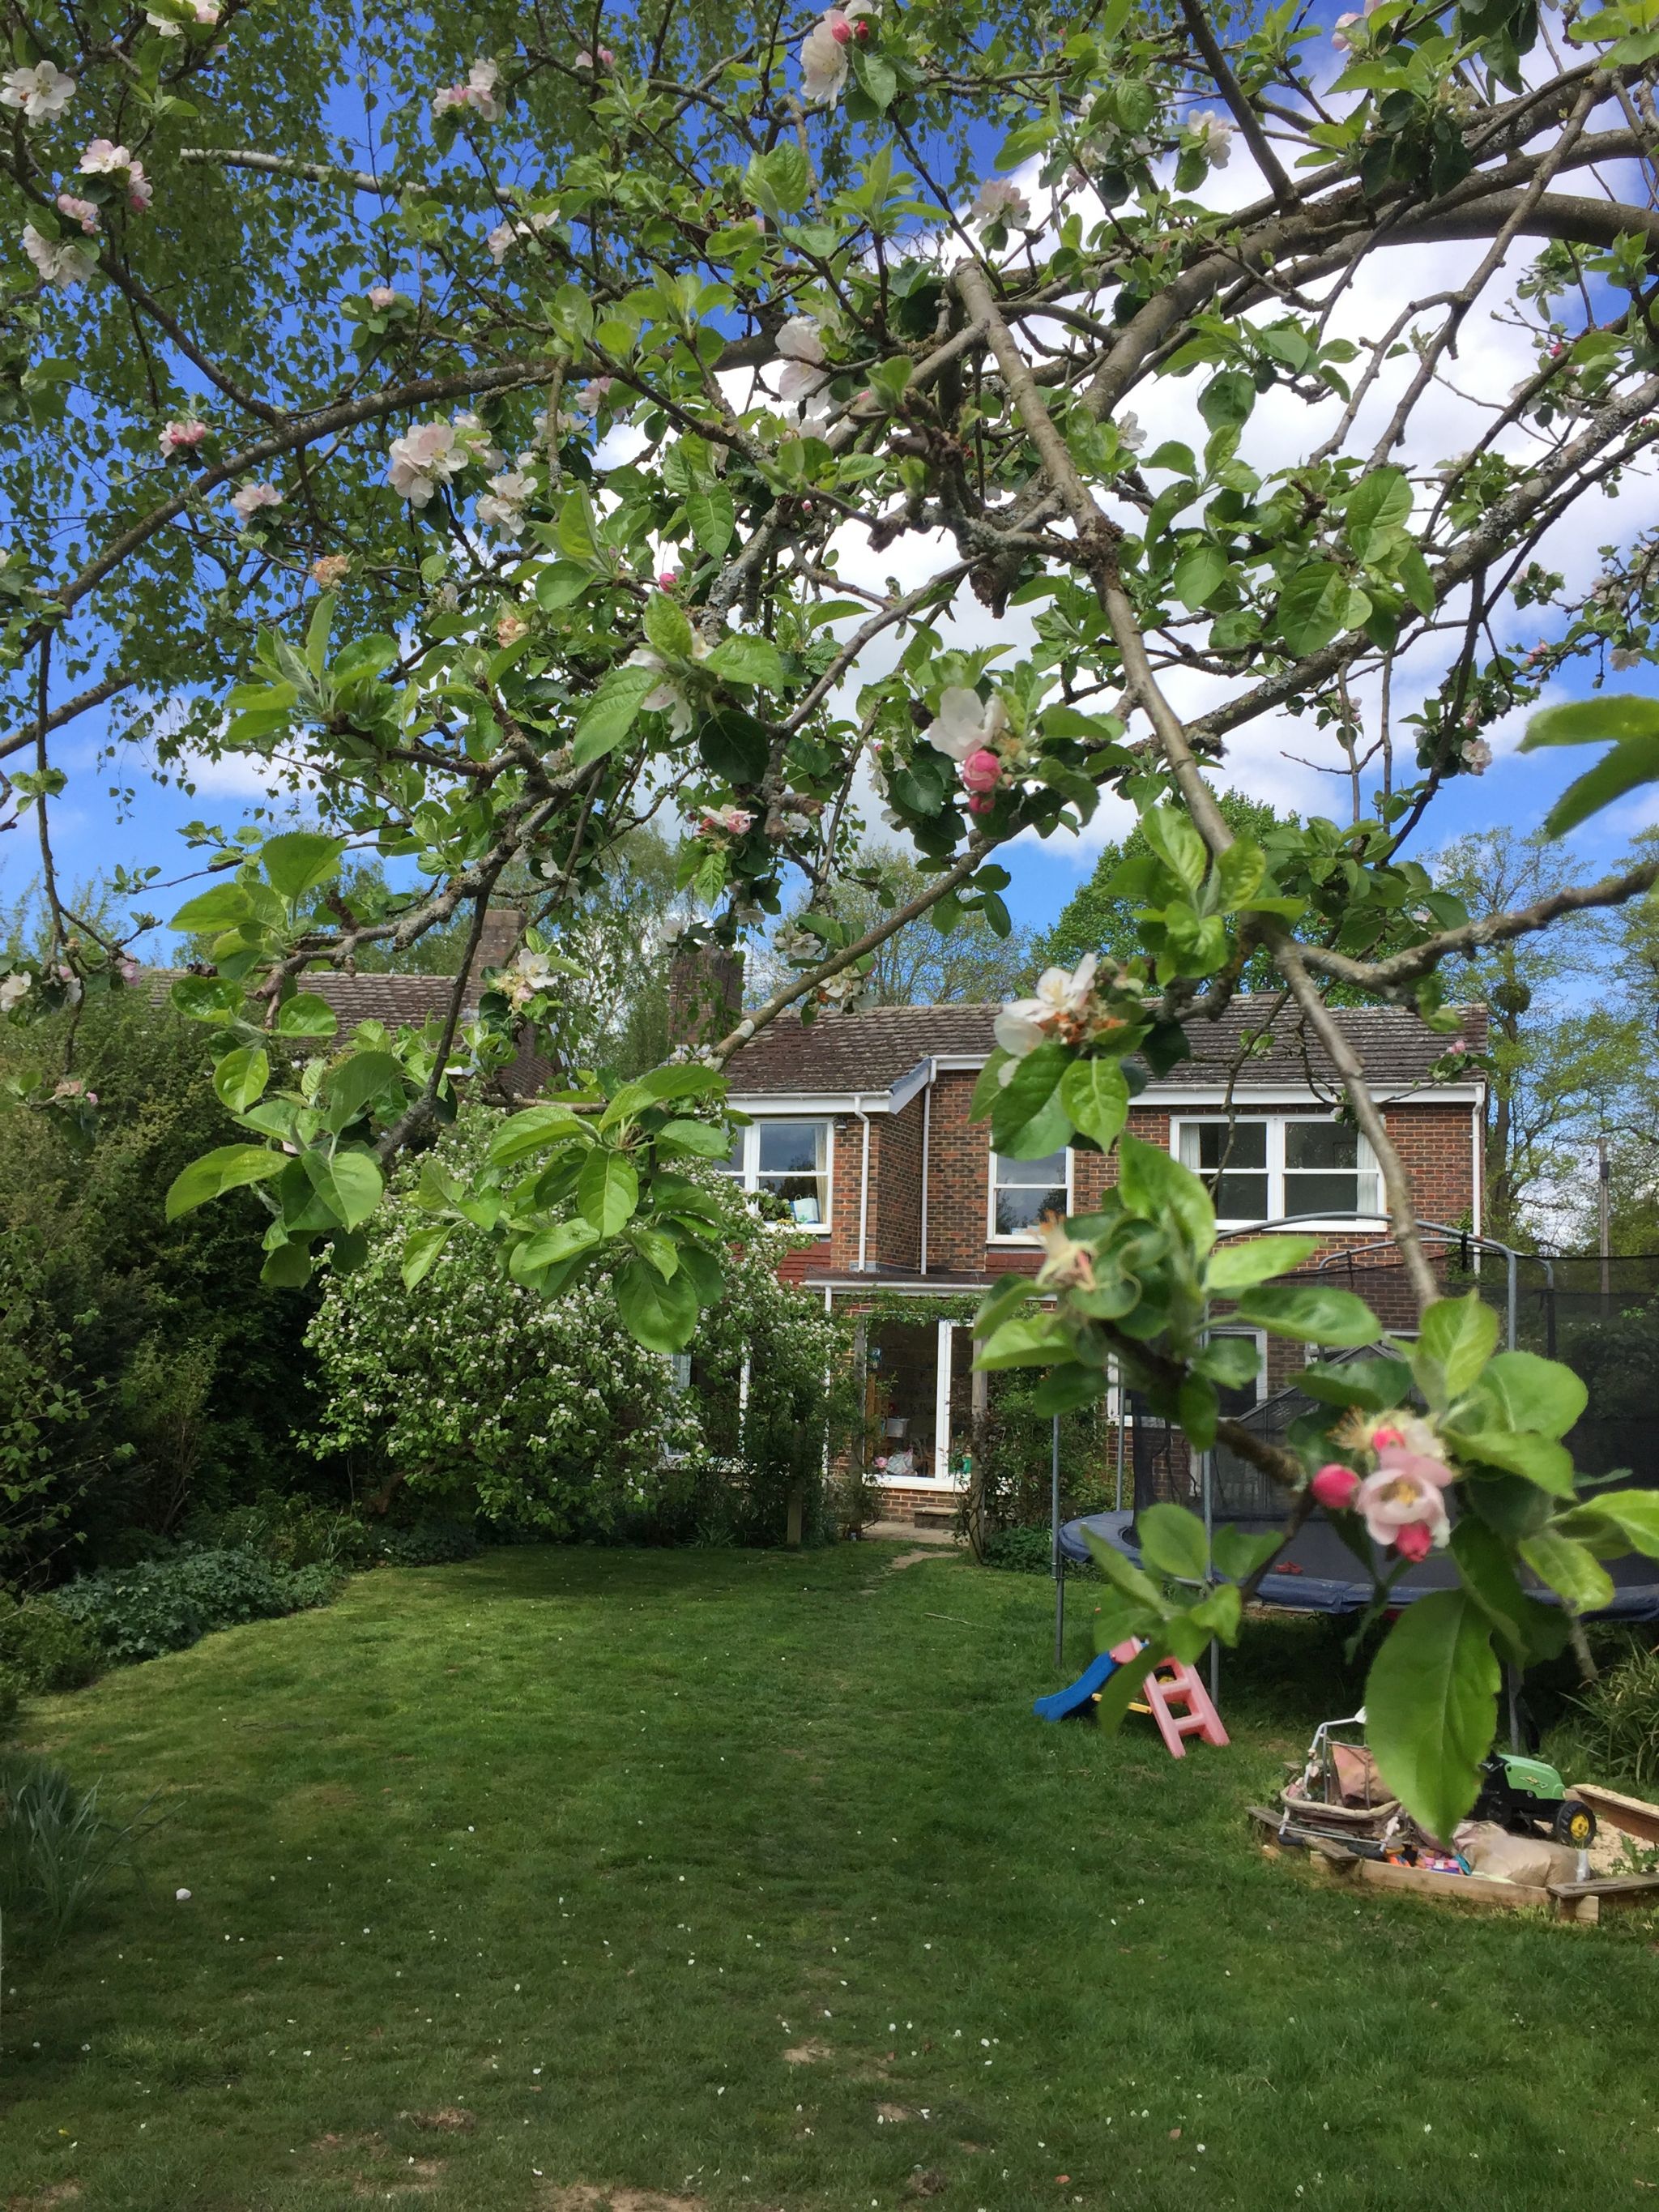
[46, 1547, 340, 1667]
[186, 1492, 376, 1571]
[1555, 1639, 1659, 1793]
[0, 1593, 100, 1691]
[0, 1663, 19, 1736]
[366, 1521, 480, 1567]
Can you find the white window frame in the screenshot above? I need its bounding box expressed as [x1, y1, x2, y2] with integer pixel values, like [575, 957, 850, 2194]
[716, 1117, 834, 1236]
[987, 1146, 1074, 1245]
[1171, 1115, 1380, 1230]
[870, 1317, 970, 1493]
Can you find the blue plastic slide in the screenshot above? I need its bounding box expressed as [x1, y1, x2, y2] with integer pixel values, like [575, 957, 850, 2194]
[1033, 1646, 1124, 1722]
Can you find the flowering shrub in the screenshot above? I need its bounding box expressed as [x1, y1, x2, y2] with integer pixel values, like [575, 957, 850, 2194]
[306, 1119, 857, 1545]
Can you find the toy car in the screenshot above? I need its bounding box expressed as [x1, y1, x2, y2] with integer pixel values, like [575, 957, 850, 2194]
[1472, 1751, 1597, 1847]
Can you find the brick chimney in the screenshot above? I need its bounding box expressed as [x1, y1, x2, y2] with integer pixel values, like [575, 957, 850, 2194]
[668, 942, 744, 1048]
[469, 903, 525, 985]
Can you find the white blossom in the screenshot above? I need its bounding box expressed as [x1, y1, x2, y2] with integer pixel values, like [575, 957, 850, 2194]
[1460, 737, 1494, 774]
[231, 480, 282, 520]
[1114, 411, 1146, 455]
[0, 61, 75, 121]
[1188, 110, 1235, 168]
[387, 421, 466, 506]
[994, 955, 1099, 1060]
[22, 224, 96, 288]
[925, 685, 1009, 763]
[434, 57, 502, 122]
[627, 631, 711, 739]
[970, 177, 1033, 231]
[0, 971, 30, 1014]
[800, 0, 873, 106]
[146, 0, 220, 34]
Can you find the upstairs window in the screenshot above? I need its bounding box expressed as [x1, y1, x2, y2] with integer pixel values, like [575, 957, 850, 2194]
[716, 1118, 832, 1229]
[1175, 1117, 1380, 1226]
[991, 1148, 1069, 1240]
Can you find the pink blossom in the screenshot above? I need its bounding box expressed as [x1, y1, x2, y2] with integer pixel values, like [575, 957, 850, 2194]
[118, 957, 141, 985]
[496, 611, 529, 647]
[386, 420, 463, 505]
[54, 194, 100, 236]
[231, 480, 282, 520]
[311, 553, 351, 587]
[433, 56, 502, 122]
[128, 172, 153, 212]
[574, 46, 616, 67]
[800, 0, 874, 105]
[79, 138, 130, 175]
[367, 284, 399, 310]
[657, 568, 679, 589]
[697, 805, 755, 837]
[1310, 1463, 1360, 1511]
[960, 746, 1002, 796]
[574, 376, 613, 416]
[1393, 1521, 1435, 1564]
[1356, 1464, 1450, 1554]
[1332, 11, 1361, 46]
[159, 418, 208, 458]
[971, 177, 1033, 231]
[967, 791, 996, 816]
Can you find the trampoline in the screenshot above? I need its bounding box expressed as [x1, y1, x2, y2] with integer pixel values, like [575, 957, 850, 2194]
[1060, 1505, 1659, 1622]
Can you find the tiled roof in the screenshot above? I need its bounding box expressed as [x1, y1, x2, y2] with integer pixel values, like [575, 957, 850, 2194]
[726, 997, 1488, 1097]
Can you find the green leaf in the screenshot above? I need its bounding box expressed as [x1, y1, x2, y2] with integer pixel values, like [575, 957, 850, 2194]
[1415, 1292, 1499, 1400]
[577, 1150, 640, 1236]
[1205, 1234, 1319, 1291]
[510, 1218, 602, 1282]
[275, 993, 338, 1038]
[988, 1040, 1072, 1159]
[305, 1147, 383, 1232]
[1452, 1518, 1560, 1666]
[1539, 737, 1659, 838]
[1198, 369, 1255, 431]
[1367, 1591, 1499, 1840]
[1233, 1283, 1380, 1346]
[401, 1223, 453, 1288]
[170, 883, 254, 932]
[1518, 1528, 1615, 1612]
[744, 140, 811, 215]
[1058, 1058, 1128, 1150]
[1172, 543, 1228, 611]
[613, 1254, 699, 1351]
[489, 1103, 586, 1166]
[556, 487, 601, 563]
[572, 663, 659, 767]
[1212, 1524, 1285, 1581]
[1137, 1502, 1209, 1582]
[1555, 1489, 1659, 1560]
[1522, 694, 1659, 747]
[323, 1048, 404, 1127]
[1140, 805, 1207, 894]
[655, 1118, 732, 1157]
[262, 830, 348, 903]
[706, 633, 786, 690]
[1117, 1133, 1216, 1255]
[1479, 1351, 1586, 1441]
[975, 1313, 1077, 1369]
[1342, 465, 1412, 540]
[1297, 1356, 1411, 1410]
[685, 485, 736, 557]
[261, 1237, 314, 1289]
[535, 562, 593, 612]
[642, 593, 696, 661]
[851, 45, 897, 109]
[1442, 1425, 1576, 1496]
[165, 1143, 287, 1219]
[1214, 840, 1265, 908]
[212, 1045, 270, 1115]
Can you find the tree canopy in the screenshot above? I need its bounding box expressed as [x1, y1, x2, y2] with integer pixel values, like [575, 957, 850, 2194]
[7, 0, 1659, 1834]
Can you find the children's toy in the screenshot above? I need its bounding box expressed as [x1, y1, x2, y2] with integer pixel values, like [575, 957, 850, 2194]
[1033, 1640, 1230, 1757]
[1472, 1751, 1597, 1847]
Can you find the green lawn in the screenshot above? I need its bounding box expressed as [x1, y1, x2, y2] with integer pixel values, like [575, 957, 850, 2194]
[5, 1541, 1659, 2211]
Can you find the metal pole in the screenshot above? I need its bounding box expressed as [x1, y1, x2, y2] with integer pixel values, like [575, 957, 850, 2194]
[1051, 1411, 1064, 1671]
[1599, 1136, 1611, 1316]
[1113, 1361, 1128, 1512]
[1203, 1448, 1219, 1706]
[1506, 1249, 1516, 1352]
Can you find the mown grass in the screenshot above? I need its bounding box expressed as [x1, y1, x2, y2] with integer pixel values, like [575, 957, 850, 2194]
[4, 1541, 1659, 2212]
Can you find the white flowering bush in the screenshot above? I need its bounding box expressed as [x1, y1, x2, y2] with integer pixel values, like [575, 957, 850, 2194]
[306, 1119, 856, 1544]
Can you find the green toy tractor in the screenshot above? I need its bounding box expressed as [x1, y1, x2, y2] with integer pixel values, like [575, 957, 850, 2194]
[1473, 1751, 1597, 1848]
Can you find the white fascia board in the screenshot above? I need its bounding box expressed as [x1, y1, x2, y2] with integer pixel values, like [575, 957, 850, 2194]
[728, 1057, 935, 1119]
[1142, 1083, 1486, 1107]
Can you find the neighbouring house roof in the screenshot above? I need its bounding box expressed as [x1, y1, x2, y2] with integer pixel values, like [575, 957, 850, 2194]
[725, 997, 1489, 1102]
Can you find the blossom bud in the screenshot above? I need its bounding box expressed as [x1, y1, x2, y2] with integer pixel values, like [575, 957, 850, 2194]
[967, 791, 996, 816]
[657, 568, 679, 589]
[830, 15, 853, 40]
[1393, 1520, 1434, 1563]
[1309, 1463, 1361, 1511]
[960, 746, 1002, 796]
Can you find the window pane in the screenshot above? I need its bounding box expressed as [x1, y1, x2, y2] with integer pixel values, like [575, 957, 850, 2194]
[993, 1148, 1068, 1189]
[714, 1130, 744, 1176]
[759, 1121, 825, 1176]
[1285, 1171, 1358, 1218]
[1212, 1172, 1271, 1220]
[1286, 1123, 1358, 1171]
[995, 1181, 1068, 1236]
[1186, 1121, 1267, 1172]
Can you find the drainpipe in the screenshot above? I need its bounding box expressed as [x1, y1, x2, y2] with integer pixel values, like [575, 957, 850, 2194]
[919, 1058, 936, 1276]
[852, 1094, 872, 1272]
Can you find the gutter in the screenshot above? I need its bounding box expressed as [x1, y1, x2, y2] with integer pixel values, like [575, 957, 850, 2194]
[919, 1056, 937, 1275]
[852, 1092, 872, 1273]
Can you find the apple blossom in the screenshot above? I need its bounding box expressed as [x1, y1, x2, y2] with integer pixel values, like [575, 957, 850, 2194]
[79, 137, 130, 173]
[387, 421, 465, 505]
[993, 955, 1099, 1060]
[433, 57, 502, 122]
[22, 224, 96, 288]
[231, 480, 282, 520]
[496, 611, 529, 647]
[1188, 110, 1235, 168]
[774, 318, 832, 418]
[574, 376, 614, 416]
[500, 946, 558, 1010]
[1036, 1219, 1095, 1292]
[311, 553, 351, 587]
[1356, 1464, 1450, 1554]
[54, 194, 100, 236]
[0, 971, 30, 1014]
[1611, 645, 1643, 670]
[697, 805, 756, 837]
[574, 46, 616, 67]
[146, 0, 220, 32]
[1461, 736, 1494, 772]
[800, 0, 873, 105]
[627, 630, 711, 740]
[971, 177, 1033, 231]
[0, 60, 75, 122]
[159, 418, 209, 458]
[119, 957, 141, 986]
[658, 569, 680, 590]
[925, 685, 1009, 764]
[366, 284, 400, 310]
[1309, 1463, 1361, 1511]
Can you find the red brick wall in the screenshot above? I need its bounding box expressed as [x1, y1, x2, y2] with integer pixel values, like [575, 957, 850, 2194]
[772, 1084, 1478, 1287]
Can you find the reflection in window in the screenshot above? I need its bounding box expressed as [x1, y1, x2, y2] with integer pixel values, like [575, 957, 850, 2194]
[992, 1148, 1068, 1238]
[757, 1119, 830, 1226]
[1179, 1121, 1270, 1221]
[1285, 1121, 1378, 1219]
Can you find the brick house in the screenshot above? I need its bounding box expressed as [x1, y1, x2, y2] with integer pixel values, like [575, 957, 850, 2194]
[720, 1000, 1488, 1523]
